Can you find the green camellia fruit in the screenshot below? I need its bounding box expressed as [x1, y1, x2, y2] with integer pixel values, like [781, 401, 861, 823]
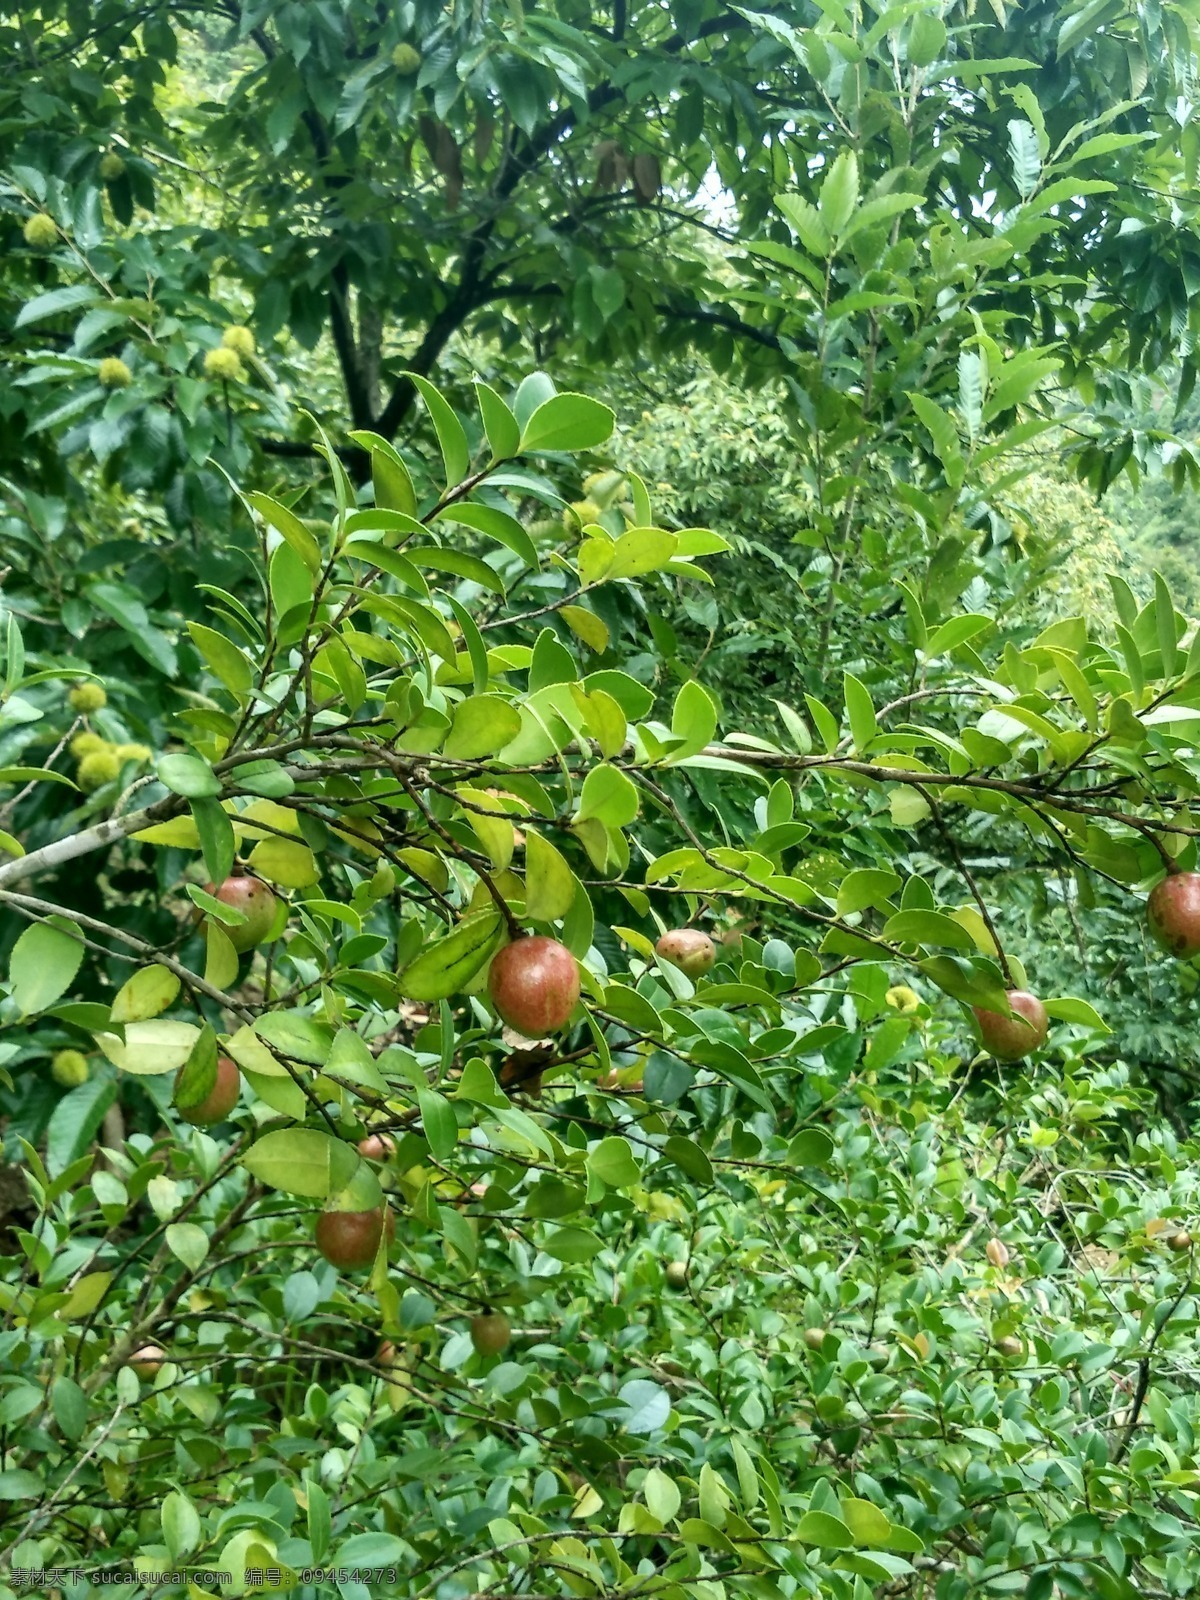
[205, 875, 279, 953]
[68, 681, 107, 713]
[221, 324, 255, 358]
[972, 989, 1049, 1062]
[99, 357, 132, 389]
[1167, 1229, 1193, 1252]
[175, 1054, 241, 1127]
[488, 936, 580, 1037]
[470, 1310, 511, 1356]
[1146, 872, 1200, 959]
[23, 213, 58, 250]
[803, 1326, 827, 1351]
[51, 1049, 89, 1088]
[655, 928, 716, 978]
[664, 1261, 688, 1291]
[203, 346, 245, 382]
[77, 750, 121, 792]
[315, 1205, 395, 1271]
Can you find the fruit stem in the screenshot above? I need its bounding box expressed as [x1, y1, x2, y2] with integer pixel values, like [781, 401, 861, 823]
[917, 785, 1013, 984]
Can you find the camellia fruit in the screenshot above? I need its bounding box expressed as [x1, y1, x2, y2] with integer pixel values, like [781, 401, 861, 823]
[972, 989, 1049, 1062]
[128, 1343, 166, 1380]
[68, 681, 107, 713]
[664, 1261, 689, 1291]
[51, 1049, 90, 1088]
[23, 213, 58, 250]
[176, 1054, 240, 1127]
[470, 1310, 511, 1356]
[391, 42, 421, 74]
[99, 357, 132, 389]
[206, 875, 278, 953]
[993, 1335, 1024, 1358]
[886, 984, 921, 1013]
[655, 928, 716, 978]
[77, 749, 121, 793]
[1146, 872, 1200, 959]
[357, 1133, 395, 1160]
[803, 1327, 827, 1351]
[315, 1205, 394, 1271]
[203, 345, 244, 382]
[1167, 1230, 1193, 1252]
[488, 936, 580, 1037]
[221, 324, 256, 358]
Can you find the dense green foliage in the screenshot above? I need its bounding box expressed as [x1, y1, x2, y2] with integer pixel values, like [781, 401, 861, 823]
[3, 3, 1200, 1599]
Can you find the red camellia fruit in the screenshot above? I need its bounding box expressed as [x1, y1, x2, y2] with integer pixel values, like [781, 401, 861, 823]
[972, 989, 1049, 1062]
[205, 874, 278, 953]
[655, 928, 716, 978]
[470, 1310, 512, 1356]
[488, 936, 580, 1037]
[315, 1205, 395, 1270]
[176, 1054, 241, 1127]
[1147, 872, 1200, 959]
[357, 1133, 395, 1160]
[128, 1343, 166, 1380]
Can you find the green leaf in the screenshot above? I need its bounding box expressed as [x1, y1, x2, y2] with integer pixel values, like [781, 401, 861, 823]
[542, 1226, 604, 1263]
[586, 1135, 640, 1188]
[525, 831, 576, 922]
[15, 284, 101, 328]
[843, 673, 877, 752]
[520, 392, 615, 453]
[607, 528, 679, 579]
[668, 680, 718, 761]
[398, 911, 504, 1000]
[192, 797, 236, 886]
[818, 149, 859, 237]
[883, 909, 978, 950]
[247, 491, 322, 575]
[0, 1470, 45, 1499]
[841, 192, 923, 244]
[1155, 570, 1180, 677]
[444, 696, 521, 760]
[408, 545, 505, 594]
[409, 374, 469, 488]
[162, 1489, 202, 1560]
[10, 919, 84, 1015]
[842, 1498, 893, 1545]
[643, 1468, 681, 1524]
[96, 1020, 200, 1076]
[110, 967, 181, 1024]
[1009, 118, 1042, 198]
[166, 1223, 209, 1272]
[158, 753, 221, 799]
[796, 1511, 855, 1549]
[348, 430, 419, 518]
[1042, 996, 1110, 1033]
[240, 1128, 362, 1199]
[577, 765, 638, 827]
[418, 1088, 457, 1159]
[187, 623, 253, 696]
[475, 380, 521, 460]
[775, 194, 830, 256]
[174, 1024, 218, 1111]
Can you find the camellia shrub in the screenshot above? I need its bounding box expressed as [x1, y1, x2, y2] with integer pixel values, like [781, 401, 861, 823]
[0, 376, 1199, 1596]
